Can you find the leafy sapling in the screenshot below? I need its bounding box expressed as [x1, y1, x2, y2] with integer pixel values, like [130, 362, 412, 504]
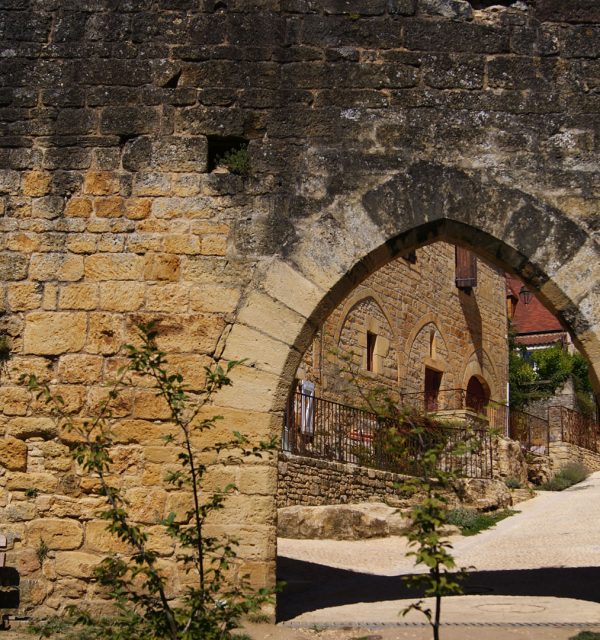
[23, 321, 276, 640]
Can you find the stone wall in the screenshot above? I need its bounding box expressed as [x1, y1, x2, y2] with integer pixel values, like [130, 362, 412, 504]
[1, 0, 600, 616]
[549, 442, 600, 473]
[298, 242, 508, 405]
[277, 450, 511, 511]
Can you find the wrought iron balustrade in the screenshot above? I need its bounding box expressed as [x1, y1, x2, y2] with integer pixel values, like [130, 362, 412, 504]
[282, 391, 494, 479]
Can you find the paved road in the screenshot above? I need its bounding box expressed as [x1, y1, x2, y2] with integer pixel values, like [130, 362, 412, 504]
[277, 471, 600, 625]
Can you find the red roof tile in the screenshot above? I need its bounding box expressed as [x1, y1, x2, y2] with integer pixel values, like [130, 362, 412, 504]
[506, 274, 564, 335]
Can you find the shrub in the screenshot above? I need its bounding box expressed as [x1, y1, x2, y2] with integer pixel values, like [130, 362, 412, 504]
[216, 146, 251, 176]
[504, 477, 521, 489]
[24, 321, 276, 640]
[570, 633, 600, 640]
[447, 508, 517, 536]
[540, 463, 588, 491]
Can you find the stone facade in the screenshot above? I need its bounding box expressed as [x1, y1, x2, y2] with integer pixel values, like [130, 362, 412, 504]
[0, 0, 599, 616]
[297, 242, 508, 405]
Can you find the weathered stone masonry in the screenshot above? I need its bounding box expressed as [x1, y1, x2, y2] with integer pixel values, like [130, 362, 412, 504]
[1, 0, 600, 615]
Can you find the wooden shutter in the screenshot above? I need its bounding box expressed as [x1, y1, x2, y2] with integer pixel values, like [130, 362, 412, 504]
[455, 246, 477, 289]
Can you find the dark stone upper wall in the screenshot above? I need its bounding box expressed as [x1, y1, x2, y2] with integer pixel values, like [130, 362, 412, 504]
[1, 0, 599, 308]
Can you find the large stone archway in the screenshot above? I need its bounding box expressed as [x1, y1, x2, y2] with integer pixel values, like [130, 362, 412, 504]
[1, 0, 600, 617]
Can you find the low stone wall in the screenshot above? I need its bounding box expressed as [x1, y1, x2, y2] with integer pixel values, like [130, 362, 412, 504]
[549, 442, 600, 473]
[277, 452, 405, 508]
[277, 451, 510, 511]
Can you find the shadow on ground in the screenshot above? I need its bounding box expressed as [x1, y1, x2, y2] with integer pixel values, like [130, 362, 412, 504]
[277, 557, 600, 622]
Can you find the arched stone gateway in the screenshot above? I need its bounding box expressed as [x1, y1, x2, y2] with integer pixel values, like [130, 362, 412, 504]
[1, 0, 599, 617]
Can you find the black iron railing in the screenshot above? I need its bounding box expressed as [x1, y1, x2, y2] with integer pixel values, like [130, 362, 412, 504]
[282, 392, 494, 479]
[558, 406, 599, 452]
[508, 408, 550, 454]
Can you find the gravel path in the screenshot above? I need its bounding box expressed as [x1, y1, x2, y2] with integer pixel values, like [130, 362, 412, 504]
[279, 471, 600, 576]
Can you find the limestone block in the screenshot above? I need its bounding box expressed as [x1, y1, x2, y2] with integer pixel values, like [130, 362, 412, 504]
[84, 520, 133, 554]
[39, 441, 72, 472]
[23, 312, 87, 355]
[38, 495, 104, 520]
[189, 285, 240, 313]
[3, 501, 37, 522]
[261, 259, 325, 319]
[146, 525, 175, 557]
[57, 354, 103, 384]
[111, 420, 178, 445]
[0, 436, 27, 471]
[201, 465, 238, 493]
[83, 171, 120, 196]
[29, 253, 84, 282]
[94, 196, 125, 218]
[7, 472, 59, 493]
[8, 417, 57, 440]
[125, 198, 151, 220]
[277, 503, 409, 540]
[126, 487, 167, 524]
[65, 197, 93, 218]
[237, 291, 308, 346]
[200, 234, 227, 256]
[165, 353, 212, 391]
[133, 389, 171, 420]
[9, 548, 40, 575]
[208, 495, 274, 527]
[221, 324, 291, 376]
[213, 364, 286, 413]
[58, 283, 99, 310]
[87, 313, 123, 355]
[143, 445, 179, 464]
[143, 253, 181, 281]
[237, 465, 277, 495]
[22, 171, 52, 197]
[54, 551, 100, 578]
[163, 234, 201, 255]
[147, 314, 225, 354]
[27, 518, 84, 550]
[99, 281, 145, 312]
[0, 386, 30, 416]
[146, 283, 189, 312]
[164, 491, 194, 523]
[7, 283, 42, 311]
[84, 253, 144, 281]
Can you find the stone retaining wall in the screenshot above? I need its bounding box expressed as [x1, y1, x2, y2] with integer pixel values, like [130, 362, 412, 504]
[549, 442, 600, 473]
[277, 450, 511, 510]
[277, 451, 405, 508]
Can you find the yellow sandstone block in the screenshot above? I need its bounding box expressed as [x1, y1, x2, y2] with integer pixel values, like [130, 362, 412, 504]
[83, 171, 120, 196]
[22, 171, 51, 197]
[59, 283, 98, 310]
[23, 312, 87, 355]
[7, 283, 42, 311]
[99, 281, 145, 312]
[64, 197, 93, 218]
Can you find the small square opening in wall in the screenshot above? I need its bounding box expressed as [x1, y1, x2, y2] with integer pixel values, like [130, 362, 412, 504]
[207, 136, 250, 175]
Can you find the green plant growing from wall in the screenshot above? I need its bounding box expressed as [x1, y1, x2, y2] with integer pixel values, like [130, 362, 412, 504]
[216, 146, 251, 177]
[23, 321, 276, 640]
[35, 539, 49, 565]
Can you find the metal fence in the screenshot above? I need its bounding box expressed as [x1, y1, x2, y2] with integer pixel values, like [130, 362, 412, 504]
[558, 406, 599, 452]
[282, 392, 494, 479]
[508, 409, 550, 454]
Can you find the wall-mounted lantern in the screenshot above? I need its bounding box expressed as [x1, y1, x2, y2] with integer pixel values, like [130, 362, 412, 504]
[519, 285, 533, 305]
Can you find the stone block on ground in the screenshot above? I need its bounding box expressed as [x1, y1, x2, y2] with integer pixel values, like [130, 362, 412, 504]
[277, 502, 409, 540]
